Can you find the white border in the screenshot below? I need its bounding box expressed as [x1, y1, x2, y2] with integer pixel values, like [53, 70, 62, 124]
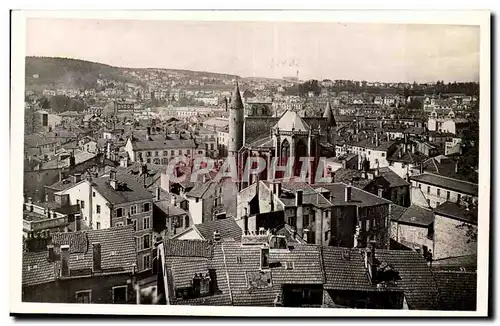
[9, 10, 491, 317]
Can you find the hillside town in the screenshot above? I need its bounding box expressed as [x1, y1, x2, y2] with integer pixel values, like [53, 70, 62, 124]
[22, 58, 479, 310]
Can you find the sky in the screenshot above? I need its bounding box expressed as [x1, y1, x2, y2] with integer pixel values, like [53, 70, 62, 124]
[25, 18, 480, 83]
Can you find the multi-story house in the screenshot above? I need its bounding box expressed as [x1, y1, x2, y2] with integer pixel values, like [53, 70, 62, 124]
[125, 128, 197, 165]
[22, 225, 138, 303]
[22, 194, 81, 237]
[237, 180, 392, 249]
[409, 172, 478, 209]
[51, 172, 155, 272]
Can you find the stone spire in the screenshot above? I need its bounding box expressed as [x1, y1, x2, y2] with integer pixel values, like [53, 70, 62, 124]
[230, 81, 244, 111]
[323, 100, 336, 127]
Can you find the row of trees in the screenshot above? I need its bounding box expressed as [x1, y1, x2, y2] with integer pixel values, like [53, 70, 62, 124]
[284, 79, 480, 98]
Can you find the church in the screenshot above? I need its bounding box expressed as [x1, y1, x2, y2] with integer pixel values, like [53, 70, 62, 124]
[227, 82, 337, 189]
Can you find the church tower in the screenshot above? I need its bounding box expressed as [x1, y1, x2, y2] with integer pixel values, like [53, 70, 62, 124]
[228, 81, 244, 158]
[323, 100, 337, 148]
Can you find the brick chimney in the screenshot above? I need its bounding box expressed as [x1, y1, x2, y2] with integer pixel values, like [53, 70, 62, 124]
[60, 244, 70, 277]
[92, 243, 102, 272]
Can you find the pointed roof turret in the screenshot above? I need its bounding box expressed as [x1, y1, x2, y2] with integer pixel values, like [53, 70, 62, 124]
[230, 81, 244, 110]
[323, 100, 336, 127]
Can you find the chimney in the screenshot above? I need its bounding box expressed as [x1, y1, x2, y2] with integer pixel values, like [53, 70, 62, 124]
[69, 152, 75, 167]
[60, 244, 70, 277]
[72, 173, 82, 183]
[155, 187, 161, 201]
[411, 143, 416, 154]
[120, 157, 128, 168]
[303, 229, 309, 243]
[295, 189, 304, 237]
[109, 170, 118, 189]
[378, 188, 384, 198]
[59, 170, 64, 182]
[213, 230, 221, 242]
[295, 190, 303, 207]
[260, 246, 270, 270]
[345, 185, 352, 202]
[47, 244, 55, 262]
[243, 207, 249, 234]
[375, 133, 379, 147]
[455, 161, 459, 173]
[44, 193, 49, 202]
[192, 273, 201, 297]
[367, 240, 377, 282]
[92, 243, 102, 272]
[208, 268, 218, 294]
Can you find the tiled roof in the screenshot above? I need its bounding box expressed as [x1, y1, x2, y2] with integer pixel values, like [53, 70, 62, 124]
[387, 146, 428, 164]
[163, 239, 214, 258]
[84, 225, 137, 271]
[333, 169, 372, 189]
[431, 254, 477, 272]
[22, 251, 56, 287]
[433, 271, 477, 310]
[395, 205, 435, 226]
[154, 200, 188, 217]
[115, 162, 164, 189]
[24, 133, 56, 148]
[390, 204, 407, 221]
[131, 138, 196, 151]
[186, 182, 215, 199]
[195, 218, 242, 242]
[231, 285, 281, 306]
[90, 175, 154, 205]
[52, 232, 88, 253]
[167, 257, 209, 288]
[270, 244, 325, 285]
[376, 249, 439, 310]
[410, 173, 478, 196]
[322, 247, 374, 291]
[434, 201, 478, 225]
[311, 183, 391, 208]
[244, 117, 280, 145]
[23, 225, 137, 287]
[378, 167, 410, 188]
[246, 136, 274, 149]
[168, 242, 232, 306]
[274, 111, 310, 132]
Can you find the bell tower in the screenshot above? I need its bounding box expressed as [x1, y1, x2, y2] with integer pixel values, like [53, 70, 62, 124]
[228, 81, 244, 157]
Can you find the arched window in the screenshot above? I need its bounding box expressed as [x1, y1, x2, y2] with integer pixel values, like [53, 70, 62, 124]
[281, 139, 290, 158]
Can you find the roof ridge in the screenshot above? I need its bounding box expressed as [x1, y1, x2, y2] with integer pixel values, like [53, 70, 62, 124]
[220, 242, 233, 305]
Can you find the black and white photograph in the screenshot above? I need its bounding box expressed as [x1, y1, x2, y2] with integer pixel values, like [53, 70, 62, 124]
[9, 10, 491, 317]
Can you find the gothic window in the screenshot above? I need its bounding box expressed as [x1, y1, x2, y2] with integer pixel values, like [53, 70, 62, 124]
[281, 139, 290, 158]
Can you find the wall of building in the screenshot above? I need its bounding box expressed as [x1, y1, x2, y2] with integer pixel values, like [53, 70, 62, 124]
[330, 205, 358, 248]
[22, 273, 135, 304]
[188, 197, 204, 225]
[410, 180, 477, 209]
[391, 221, 434, 251]
[433, 213, 477, 260]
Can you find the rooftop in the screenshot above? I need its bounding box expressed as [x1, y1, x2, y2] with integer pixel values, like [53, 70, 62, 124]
[434, 201, 478, 225]
[22, 225, 136, 287]
[394, 205, 435, 227]
[410, 173, 478, 197]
